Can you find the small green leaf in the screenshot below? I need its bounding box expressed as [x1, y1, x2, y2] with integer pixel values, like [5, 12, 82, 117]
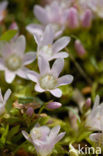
[0, 30, 17, 41]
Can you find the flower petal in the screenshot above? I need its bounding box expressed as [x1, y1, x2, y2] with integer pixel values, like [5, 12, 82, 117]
[38, 56, 50, 75]
[55, 132, 66, 144]
[22, 130, 32, 142]
[0, 1, 8, 12]
[17, 68, 28, 79]
[51, 52, 69, 60]
[23, 52, 36, 65]
[40, 25, 54, 46]
[34, 5, 49, 25]
[12, 35, 26, 56]
[57, 75, 73, 87]
[27, 71, 39, 83]
[50, 126, 60, 138]
[5, 70, 16, 83]
[0, 58, 6, 70]
[53, 37, 71, 53]
[50, 88, 62, 98]
[52, 59, 64, 78]
[26, 24, 43, 34]
[0, 89, 3, 102]
[35, 84, 45, 93]
[3, 89, 11, 105]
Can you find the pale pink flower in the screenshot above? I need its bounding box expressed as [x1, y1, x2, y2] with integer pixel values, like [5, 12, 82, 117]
[86, 95, 103, 131]
[0, 88, 11, 115]
[27, 1, 69, 37]
[0, 35, 36, 83]
[22, 125, 65, 156]
[0, 1, 8, 22]
[34, 25, 70, 61]
[27, 56, 73, 98]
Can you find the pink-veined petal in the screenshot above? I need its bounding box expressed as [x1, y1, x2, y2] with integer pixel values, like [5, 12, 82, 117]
[34, 5, 49, 25]
[53, 37, 70, 53]
[57, 75, 73, 87]
[23, 52, 36, 65]
[38, 56, 50, 75]
[51, 59, 64, 78]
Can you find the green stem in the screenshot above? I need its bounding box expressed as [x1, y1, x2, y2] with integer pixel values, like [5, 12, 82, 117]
[65, 48, 92, 85]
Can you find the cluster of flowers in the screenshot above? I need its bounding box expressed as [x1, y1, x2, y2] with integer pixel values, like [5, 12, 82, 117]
[27, 0, 103, 38]
[0, 2, 74, 155]
[0, 0, 103, 155]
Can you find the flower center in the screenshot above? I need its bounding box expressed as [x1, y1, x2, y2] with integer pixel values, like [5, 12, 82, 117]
[40, 45, 52, 58]
[40, 74, 57, 90]
[5, 54, 22, 71]
[31, 128, 42, 140]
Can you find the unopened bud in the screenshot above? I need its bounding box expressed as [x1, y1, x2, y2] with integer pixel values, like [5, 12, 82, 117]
[47, 102, 62, 110]
[26, 107, 34, 117]
[82, 9, 92, 28]
[74, 40, 86, 57]
[67, 7, 79, 29]
[9, 22, 18, 30]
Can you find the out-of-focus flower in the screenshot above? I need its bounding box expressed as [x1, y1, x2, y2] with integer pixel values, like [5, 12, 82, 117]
[68, 107, 79, 130]
[22, 125, 65, 156]
[74, 40, 86, 57]
[66, 0, 93, 29]
[0, 88, 11, 115]
[47, 101, 62, 110]
[81, 9, 92, 28]
[9, 22, 18, 30]
[0, 35, 36, 83]
[86, 95, 103, 131]
[34, 25, 70, 61]
[27, 1, 69, 38]
[69, 144, 79, 156]
[73, 89, 85, 112]
[67, 7, 79, 29]
[85, 98, 91, 109]
[89, 133, 103, 145]
[0, 1, 8, 22]
[27, 57, 73, 98]
[88, 0, 103, 18]
[9, 22, 19, 41]
[26, 107, 34, 117]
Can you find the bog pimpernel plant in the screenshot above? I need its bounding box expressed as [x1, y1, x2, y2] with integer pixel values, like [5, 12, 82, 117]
[0, 0, 103, 156]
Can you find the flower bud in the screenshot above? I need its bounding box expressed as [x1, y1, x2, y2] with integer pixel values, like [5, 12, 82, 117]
[82, 9, 93, 28]
[9, 22, 18, 30]
[67, 7, 79, 29]
[74, 40, 86, 57]
[69, 144, 79, 156]
[83, 98, 91, 112]
[47, 102, 62, 110]
[26, 107, 34, 117]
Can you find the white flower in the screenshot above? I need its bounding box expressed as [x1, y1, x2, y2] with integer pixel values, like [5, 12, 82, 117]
[34, 25, 70, 61]
[86, 95, 103, 131]
[27, 56, 73, 98]
[0, 88, 11, 115]
[22, 125, 65, 156]
[0, 35, 36, 83]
